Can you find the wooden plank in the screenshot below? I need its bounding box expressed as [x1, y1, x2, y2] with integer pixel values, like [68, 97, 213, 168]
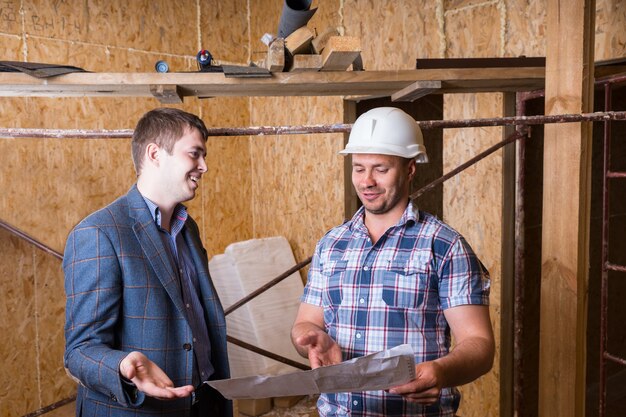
[391, 80, 441, 101]
[321, 36, 361, 71]
[149, 84, 183, 104]
[285, 26, 314, 55]
[0, 68, 547, 99]
[538, 1, 595, 416]
[288, 54, 322, 72]
[265, 38, 285, 73]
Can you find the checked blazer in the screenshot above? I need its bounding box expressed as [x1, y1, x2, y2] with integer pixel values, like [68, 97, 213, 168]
[63, 184, 230, 417]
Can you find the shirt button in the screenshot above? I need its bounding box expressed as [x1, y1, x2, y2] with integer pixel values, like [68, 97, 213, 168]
[359, 298, 365, 304]
[193, 337, 197, 342]
[363, 266, 369, 271]
[183, 343, 192, 351]
[353, 400, 358, 405]
[356, 333, 362, 339]
[186, 304, 191, 308]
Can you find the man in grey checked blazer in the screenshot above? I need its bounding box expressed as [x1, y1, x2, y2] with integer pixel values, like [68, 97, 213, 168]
[63, 108, 231, 416]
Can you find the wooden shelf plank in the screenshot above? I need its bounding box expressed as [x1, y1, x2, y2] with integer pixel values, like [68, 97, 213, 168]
[0, 68, 546, 100]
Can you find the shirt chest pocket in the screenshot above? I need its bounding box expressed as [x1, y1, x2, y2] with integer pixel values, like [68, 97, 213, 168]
[321, 259, 348, 307]
[382, 261, 427, 309]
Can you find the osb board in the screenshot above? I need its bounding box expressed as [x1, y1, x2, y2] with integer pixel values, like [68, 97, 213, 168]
[248, 96, 345, 278]
[21, 0, 197, 56]
[443, 93, 502, 417]
[35, 251, 75, 405]
[506, 0, 547, 57]
[25, 37, 196, 73]
[200, 0, 251, 64]
[595, 0, 626, 61]
[0, 229, 39, 417]
[444, 2, 501, 58]
[0, 1, 20, 35]
[196, 97, 253, 257]
[342, 0, 441, 69]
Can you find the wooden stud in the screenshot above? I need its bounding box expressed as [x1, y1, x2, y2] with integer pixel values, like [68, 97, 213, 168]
[149, 84, 183, 104]
[288, 54, 322, 72]
[538, 0, 594, 416]
[391, 80, 442, 101]
[320, 36, 361, 71]
[285, 26, 314, 56]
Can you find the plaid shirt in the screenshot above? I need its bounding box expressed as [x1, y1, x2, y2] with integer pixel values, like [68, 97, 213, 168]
[301, 200, 490, 417]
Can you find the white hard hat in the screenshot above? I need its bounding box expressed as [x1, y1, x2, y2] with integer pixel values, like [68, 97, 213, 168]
[340, 107, 428, 162]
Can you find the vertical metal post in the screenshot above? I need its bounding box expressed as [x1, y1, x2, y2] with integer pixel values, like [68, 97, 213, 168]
[598, 81, 612, 417]
[513, 92, 528, 417]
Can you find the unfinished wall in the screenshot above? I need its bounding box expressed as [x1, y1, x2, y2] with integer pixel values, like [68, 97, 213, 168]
[2, 1, 626, 417]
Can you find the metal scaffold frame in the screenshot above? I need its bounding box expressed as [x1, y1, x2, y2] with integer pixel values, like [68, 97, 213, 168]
[3, 105, 626, 417]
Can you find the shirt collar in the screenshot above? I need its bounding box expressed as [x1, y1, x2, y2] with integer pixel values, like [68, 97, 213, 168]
[350, 199, 419, 233]
[141, 195, 188, 235]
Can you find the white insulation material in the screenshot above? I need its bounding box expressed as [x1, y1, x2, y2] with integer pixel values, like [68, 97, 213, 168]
[209, 236, 308, 377]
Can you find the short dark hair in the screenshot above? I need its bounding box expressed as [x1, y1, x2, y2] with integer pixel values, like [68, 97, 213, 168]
[131, 108, 209, 174]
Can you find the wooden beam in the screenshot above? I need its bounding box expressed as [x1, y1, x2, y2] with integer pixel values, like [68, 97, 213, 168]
[285, 26, 314, 55]
[321, 36, 361, 71]
[391, 80, 441, 101]
[0, 68, 546, 99]
[539, 1, 595, 416]
[149, 84, 183, 104]
[288, 54, 322, 72]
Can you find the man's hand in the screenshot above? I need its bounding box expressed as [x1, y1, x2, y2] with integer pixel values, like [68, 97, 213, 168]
[387, 361, 444, 405]
[294, 329, 343, 368]
[119, 351, 194, 400]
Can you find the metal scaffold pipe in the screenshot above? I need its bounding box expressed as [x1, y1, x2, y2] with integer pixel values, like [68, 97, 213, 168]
[1, 110, 625, 139]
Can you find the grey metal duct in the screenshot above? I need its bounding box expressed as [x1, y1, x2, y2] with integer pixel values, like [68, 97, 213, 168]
[277, 0, 317, 38]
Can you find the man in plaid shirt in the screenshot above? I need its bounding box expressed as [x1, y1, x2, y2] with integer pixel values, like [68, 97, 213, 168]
[291, 107, 494, 416]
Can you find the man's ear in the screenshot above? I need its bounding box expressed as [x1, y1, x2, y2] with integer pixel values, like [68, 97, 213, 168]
[145, 143, 160, 167]
[407, 159, 417, 181]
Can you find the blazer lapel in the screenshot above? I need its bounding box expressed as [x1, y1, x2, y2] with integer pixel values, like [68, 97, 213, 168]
[126, 186, 187, 317]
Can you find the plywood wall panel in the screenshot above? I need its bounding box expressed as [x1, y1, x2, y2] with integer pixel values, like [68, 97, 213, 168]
[506, 0, 547, 57]
[35, 252, 75, 405]
[343, 0, 441, 70]
[0, 230, 39, 417]
[443, 93, 503, 417]
[196, 97, 252, 257]
[595, 0, 626, 61]
[26, 37, 196, 72]
[201, 0, 250, 64]
[0, 1, 21, 36]
[445, 3, 501, 58]
[23, 0, 197, 55]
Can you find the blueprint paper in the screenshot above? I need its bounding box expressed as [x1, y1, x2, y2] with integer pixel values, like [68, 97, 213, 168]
[207, 344, 416, 399]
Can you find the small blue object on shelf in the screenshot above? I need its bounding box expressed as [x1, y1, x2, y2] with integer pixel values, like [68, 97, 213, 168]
[155, 60, 169, 73]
